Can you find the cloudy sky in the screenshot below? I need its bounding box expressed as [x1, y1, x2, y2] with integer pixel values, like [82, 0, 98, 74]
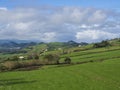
[0, 0, 120, 42]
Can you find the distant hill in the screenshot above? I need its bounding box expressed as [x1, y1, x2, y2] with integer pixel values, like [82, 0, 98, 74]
[47, 40, 88, 50]
[24, 40, 88, 54]
[0, 39, 38, 53]
[0, 39, 88, 54]
[2, 38, 120, 54]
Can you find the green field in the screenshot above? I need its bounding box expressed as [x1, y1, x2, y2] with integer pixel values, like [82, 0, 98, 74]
[0, 44, 120, 90]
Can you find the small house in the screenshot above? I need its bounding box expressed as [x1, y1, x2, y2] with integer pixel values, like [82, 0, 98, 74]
[19, 56, 24, 60]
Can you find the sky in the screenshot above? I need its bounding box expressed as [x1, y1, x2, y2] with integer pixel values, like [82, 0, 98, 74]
[0, 0, 120, 42]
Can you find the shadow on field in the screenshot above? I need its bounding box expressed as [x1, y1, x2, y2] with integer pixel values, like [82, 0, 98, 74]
[0, 78, 37, 86]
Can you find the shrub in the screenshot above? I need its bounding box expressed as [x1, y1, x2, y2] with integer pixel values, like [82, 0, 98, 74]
[27, 54, 39, 60]
[20, 60, 41, 67]
[25, 60, 42, 66]
[27, 55, 33, 60]
[64, 57, 71, 64]
[2, 60, 43, 71]
[33, 54, 39, 60]
[2, 61, 21, 70]
[0, 64, 7, 71]
[93, 40, 111, 48]
[11, 56, 19, 61]
[118, 38, 120, 42]
[73, 49, 81, 52]
[43, 54, 60, 64]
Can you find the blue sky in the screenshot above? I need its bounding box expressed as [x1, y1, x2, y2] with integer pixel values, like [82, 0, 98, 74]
[0, 0, 120, 9]
[0, 0, 120, 42]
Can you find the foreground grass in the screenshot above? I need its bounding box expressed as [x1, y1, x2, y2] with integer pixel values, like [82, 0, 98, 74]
[0, 58, 120, 90]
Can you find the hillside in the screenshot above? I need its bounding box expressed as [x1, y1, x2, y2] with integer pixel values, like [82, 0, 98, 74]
[0, 40, 88, 54]
[24, 41, 88, 54]
[0, 39, 120, 90]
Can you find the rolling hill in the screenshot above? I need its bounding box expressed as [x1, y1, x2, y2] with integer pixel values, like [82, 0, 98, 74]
[0, 38, 120, 90]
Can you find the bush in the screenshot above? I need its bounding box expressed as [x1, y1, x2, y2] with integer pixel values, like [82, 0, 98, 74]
[64, 57, 71, 64]
[27, 55, 33, 60]
[118, 38, 120, 42]
[43, 54, 60, 64]
[33, 54, 39, 60]
[1, 60, 43, 71]
[11, 56, 19, 61]
[93, 40, 111, 48]
[22, 60, 42, 67]
[31, 60, 40, 65]
[2, 61, 21, 70]
[27, 54, 39, 60]
[0, 64, 7, 71]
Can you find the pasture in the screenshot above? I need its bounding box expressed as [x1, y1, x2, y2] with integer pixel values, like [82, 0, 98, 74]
[0, 45, 120, 90]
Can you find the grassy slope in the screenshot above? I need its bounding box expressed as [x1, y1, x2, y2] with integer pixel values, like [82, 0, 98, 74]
[0, 58, 120, 90]
[60, 46, 120, 63]
[0, 45, 120, 90]
[25, 44, 48, 54]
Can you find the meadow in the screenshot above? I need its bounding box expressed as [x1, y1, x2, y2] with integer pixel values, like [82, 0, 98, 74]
[0, 44, 120, 90]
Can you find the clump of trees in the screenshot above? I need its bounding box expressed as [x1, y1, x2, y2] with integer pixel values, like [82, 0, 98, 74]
[1, 61, 21, 71]
[93, 40, 111, 48]
[64, 57, 71, 64]
[0, 53, 72, 72]
[27, 53, 39, 60]
[118, 38, 120, 42]
[11, 56, 19, 61]
[33, 54, 39, 60]
[27, 55, 33, 60]
[43, 54, 60, 64]
[0, 60, 43, 71]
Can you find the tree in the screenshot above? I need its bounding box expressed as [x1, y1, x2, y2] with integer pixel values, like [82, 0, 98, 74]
[43, 54, 60, 64]
[34, 54, 39, 60]
[64, 57, 71, 64]
[11, 56, 19, 61]
[93, 40, 111, 48]
[27, 54, 33, 60]
[27, 53, 39, 60]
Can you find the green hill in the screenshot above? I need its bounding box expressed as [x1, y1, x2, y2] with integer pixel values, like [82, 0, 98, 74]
[24, 41, 88, 54]
[0, 38, 120, 90]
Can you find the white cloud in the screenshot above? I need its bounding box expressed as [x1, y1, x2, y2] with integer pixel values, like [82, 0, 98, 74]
[0, 7, 7, 11]
[41, 32, 56, 42]
[13, 22, 32, 30]
[76, 30, 119, 42]
[0, 6, 120, 42]
[88, 10, 107, 23]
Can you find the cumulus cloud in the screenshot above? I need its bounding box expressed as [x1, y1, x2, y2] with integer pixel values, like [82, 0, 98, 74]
[0, 6, 120, 42]
[76, 30, 119, 42]
[0, 7, 7, 11]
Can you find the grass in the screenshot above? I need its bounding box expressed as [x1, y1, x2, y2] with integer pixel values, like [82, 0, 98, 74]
[0, 40, 120, 90]
[0, 58, 120, 90]
[60, 46, 120, 63]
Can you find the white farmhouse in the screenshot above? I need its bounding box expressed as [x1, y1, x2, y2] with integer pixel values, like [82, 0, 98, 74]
[19, 56, 24, 60]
